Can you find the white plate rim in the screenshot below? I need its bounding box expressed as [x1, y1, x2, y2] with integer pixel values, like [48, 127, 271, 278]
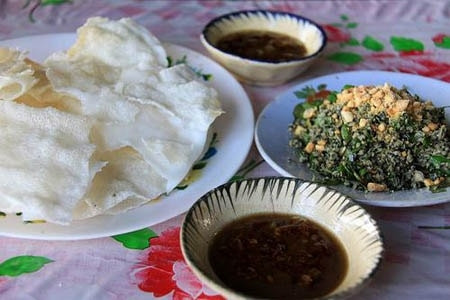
[255, 70, 450, 207]
[0, 33, 254, 240]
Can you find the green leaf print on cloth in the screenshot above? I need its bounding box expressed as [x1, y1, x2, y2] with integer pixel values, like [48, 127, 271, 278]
[390, 36, 424, 52]
[0, 256, 53, 277]
[229, 159, 264, 182]
[112, 228, 158, 250]
[345, 37, 360, 46]
[328, 52, 363, 65]
[362, 36, 384, 51]
[23, 0, 72, 22]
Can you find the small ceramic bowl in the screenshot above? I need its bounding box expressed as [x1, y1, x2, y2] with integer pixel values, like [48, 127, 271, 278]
[201, 10, 327, 86]
[181, 177, 383, 299]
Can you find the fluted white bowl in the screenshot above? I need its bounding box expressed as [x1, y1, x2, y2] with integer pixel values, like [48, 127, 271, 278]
[201, 10, 327, 86]
[181, 177, 383, 299]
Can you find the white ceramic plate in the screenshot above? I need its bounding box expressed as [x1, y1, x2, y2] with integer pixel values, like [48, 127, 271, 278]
[0, 33, 254, 240]
[255, 70, 450, 207]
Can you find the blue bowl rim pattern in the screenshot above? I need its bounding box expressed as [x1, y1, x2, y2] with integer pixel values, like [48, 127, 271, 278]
[202, 10, 328, 64]
[181, 176, 384, 300]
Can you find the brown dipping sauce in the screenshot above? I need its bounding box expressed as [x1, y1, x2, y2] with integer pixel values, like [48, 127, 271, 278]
[209, 213, 348, 299]
[216, 30, 308, 63]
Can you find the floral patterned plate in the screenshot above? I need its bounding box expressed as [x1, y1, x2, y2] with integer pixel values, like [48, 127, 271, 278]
[255, 70, 450, 207]
[0, 34, 254, 240]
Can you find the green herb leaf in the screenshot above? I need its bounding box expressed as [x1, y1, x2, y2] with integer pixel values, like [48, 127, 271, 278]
[294, 86, 317, 99]
[0, 256, 53, 277]
[342, 84, 354, 90]
[293, 100, 321, 119]
[317, 84, 327, 90]
[341, 124, 351, 142]
[306, 100, 323, 108]
[339, 163, 353, 178]
[327, 93, 337, 103]
[294, 91, 308, 99]
[293, 103, 306, 119]
[346, 22, 358, 29]
[430, 155, 450, 167]
[340, 14, 349, 21]
[362, 36, 384, 52]
[429, 176, 450, 193]
[320, 179, 342, 185]
[359, 168, 368, 177]
[112, 228, 158, 250]
[430, 186, 447, 193]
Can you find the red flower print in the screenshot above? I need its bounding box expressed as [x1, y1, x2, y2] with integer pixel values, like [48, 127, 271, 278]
[362, 52, 450, 82]
[432, 33, 450, 49]
[198, 0, 224, 9]
[153, 5, 181, 20]
[0, 278, 8, 293]
[432, 33, 446, 44]
[116, 5, 146, 17]
[268, 2, 296, 12]
[322, 25, 351, 43]
[134, 227, 224, 300]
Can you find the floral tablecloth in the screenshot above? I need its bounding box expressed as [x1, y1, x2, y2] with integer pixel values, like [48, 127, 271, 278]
[0, 1, 449, 299]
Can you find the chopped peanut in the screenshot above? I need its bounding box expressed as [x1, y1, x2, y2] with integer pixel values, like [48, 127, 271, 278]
[395, 99, 410, 112]
[359, 118, 368, 128]
[304, 142, 315, 153]
[341, 110, 354, 123]
[373, 90, 384, 99]
[315, 144, 325, 152]
[303, 108, 316, 119]
[423, 179, 433, 187]
[346, 100, 355, 108]
[367, 182, 388, 192]
[424, 178, 444, 187]
[427, 122, 438, 131]
[294, 125, 305, 136]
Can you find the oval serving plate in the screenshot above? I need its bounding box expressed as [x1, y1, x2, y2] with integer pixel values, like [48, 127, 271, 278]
[0, 33, 254, 240]
[255, 70, 450, 207]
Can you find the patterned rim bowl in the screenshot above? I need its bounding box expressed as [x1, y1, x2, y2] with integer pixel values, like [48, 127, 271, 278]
[200, 10, 327, 86]
[181, 177, 383, 299]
